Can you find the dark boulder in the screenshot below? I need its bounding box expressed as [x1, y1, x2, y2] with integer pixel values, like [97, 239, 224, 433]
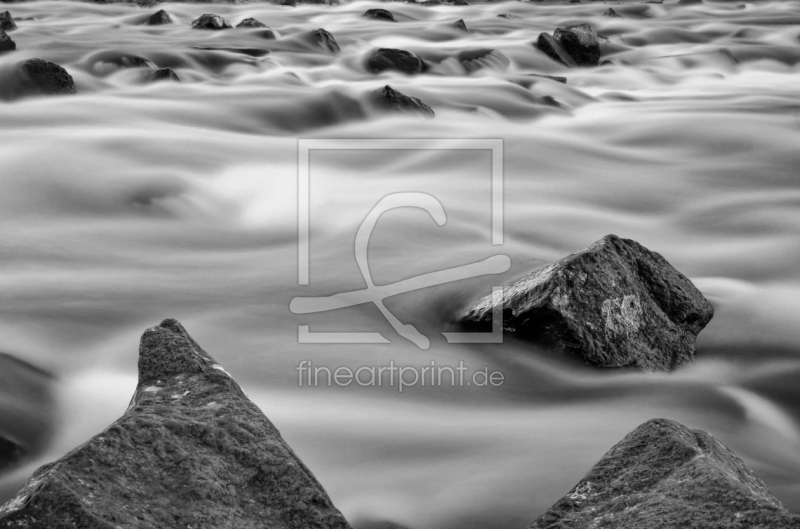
[0, 28, 14, 52]
[535, 33, 576, 67]
[363, 8, 397, 22]
[553, 24, 600, 66]
[146, 9, 172, 25]
[452, 19, 467, 32]
[0, 319, 353, 529]
[237, 17, 266, 28]
[528, 419, 800, 529]
[191, 14, 232, 30]
[372, 85, 434, 118]
[458, 235, 714, 371]
[365, 48, 428, 75]
[0, 11, 16, 31]
[603, 7, 621, 17]
[13, 58, 77, 96]
[309, 28, 339, 53]
[150, 67, 179, 81]
[0, 353, 55, 474]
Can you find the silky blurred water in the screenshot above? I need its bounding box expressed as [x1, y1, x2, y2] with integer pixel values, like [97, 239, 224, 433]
[1, 0, 799, 526]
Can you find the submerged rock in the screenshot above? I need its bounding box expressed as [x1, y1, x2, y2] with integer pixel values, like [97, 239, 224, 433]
[146, 9, 172, 25]
[309, 28, 339, 53]
[0, 353, 55, 474]
[0, 11, 16, 31]
[101, 54, 155, 69]
[529, 419, 800, 529]
[0, 319, 353, 529]
[372, 85, 434, 118]
[458, 235, 714, 371]
[538, 24, 600, 67]
[150, 67, 179, 82]
[363, 8, 397, 22]
[0, 29, 14, 52]
[535, 33, 576, 67]
[192, 14, 232, 30]
[237, 17, 267, 28]
[366, 48, 428, 75]
[13, 58, 77, 97]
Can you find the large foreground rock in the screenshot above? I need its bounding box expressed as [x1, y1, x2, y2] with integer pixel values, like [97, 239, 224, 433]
[0, 319, 352, 529]
[458, 235, 713, 371]
[529, 419, 800, 529]
[10, 59, 77, 97]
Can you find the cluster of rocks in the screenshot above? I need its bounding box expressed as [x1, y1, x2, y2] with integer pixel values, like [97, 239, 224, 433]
[0, 320, 795, 528]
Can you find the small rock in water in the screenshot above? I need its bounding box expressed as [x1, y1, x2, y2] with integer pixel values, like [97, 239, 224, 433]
[146, 9, 172, 25]
[553, 23, 600, 66]
[191, 14, 232, 30]
[0, 29, 14, 52]
[237, 17, 267, 28]
[0, 320, 353, 529]
[528, 419, 800, 529]
[452, 19, 467, 32]
[257, 28, 277, 39]
[365, 48, 428, 74]
[535, 33, 577, 67]
[280, 0, 297, 6]
[309, 28, 340, 53]
[193, 45, 270, 57]
[15, 58, 77, 96]
[150, 67, 179, 82]
[603, 7, 621, 17]
[0, 11, 17, 31]
[458, 235, 714, 371]
[101, 54, 155, 69]
[372, 85, 434, 118]
[497, 13, 520, 19]
[363, 8, 397, 22]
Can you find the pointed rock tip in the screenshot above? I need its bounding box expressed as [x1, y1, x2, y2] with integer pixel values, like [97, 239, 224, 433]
[138, 319, 216, 385]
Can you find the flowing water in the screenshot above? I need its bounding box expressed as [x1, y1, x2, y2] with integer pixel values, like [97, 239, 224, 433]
[1, 0, 800, 526]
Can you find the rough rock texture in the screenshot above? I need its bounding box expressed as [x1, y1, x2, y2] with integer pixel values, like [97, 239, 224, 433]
[237, 17, 266, 28]
[366, 48, 428, 74]
[458, 234, 714, 371]
[553, 24, 600, 66]
[536, 33, 576, 67]
[0, 11, 16, 31]
[150, 67, 179, 82]
[309, 28, 339, 53]
[0, 29, 14, 52]
[146, 9, 171, 25]
[363, 8, 396, 22]
[0, 319, 353, 529]
[192, 13, 232, 30]
[15, 59, 77, 96]
[529, 419, 800, 529]
[372, 85, 434, 118]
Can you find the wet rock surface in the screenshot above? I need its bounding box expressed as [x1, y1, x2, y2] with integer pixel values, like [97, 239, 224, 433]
[538, 23, 600, 67]
[192, 13, 232, 30]
[146, 9, 171, 25]
[0, 11, 16, 31]
[372, 85, 434, 117]
[0, 29, 14, 52]
[12, 58, 77, 97]
[150, 66, 179, 81]
[0, 319, 353, 529]
[363, 8, 396, 22]
[366, 48, 428, 74]
[458, 234, 714, 371]
[309, 28, 339, 53]
[529, 419, 800, 529]
[237, 17, 266, 28]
